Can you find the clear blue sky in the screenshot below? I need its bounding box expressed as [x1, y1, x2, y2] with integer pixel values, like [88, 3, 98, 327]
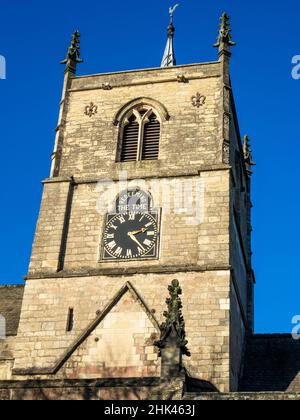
[0, 0, 299, 333]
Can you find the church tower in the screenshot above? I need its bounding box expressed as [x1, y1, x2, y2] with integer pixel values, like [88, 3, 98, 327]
[11, 12, 255, 394]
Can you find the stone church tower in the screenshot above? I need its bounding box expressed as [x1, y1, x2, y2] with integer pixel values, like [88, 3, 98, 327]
[1, 12, 259, 397]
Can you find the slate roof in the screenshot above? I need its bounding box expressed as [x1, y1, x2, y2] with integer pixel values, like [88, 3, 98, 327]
[239, 334, 300, 392]
[0, 286, 24, 336]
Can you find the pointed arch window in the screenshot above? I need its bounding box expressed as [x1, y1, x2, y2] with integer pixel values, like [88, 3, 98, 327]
[118, 106, 161, 162]
[120, 114, 139, 162]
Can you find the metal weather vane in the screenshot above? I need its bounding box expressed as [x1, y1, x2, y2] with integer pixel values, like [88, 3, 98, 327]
[161, 4, 180, 67]
[169, 3, 180, 21]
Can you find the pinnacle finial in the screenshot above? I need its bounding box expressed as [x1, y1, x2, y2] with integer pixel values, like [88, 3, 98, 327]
[243, 135, 256, 174]
[161, 5, 179, 67]
[214, 12, 236, 53]
[155, 279, 190, 357]
[60, 31, 83, 74]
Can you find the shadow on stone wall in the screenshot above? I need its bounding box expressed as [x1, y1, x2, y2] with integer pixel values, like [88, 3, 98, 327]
[0, 378, 184, 400]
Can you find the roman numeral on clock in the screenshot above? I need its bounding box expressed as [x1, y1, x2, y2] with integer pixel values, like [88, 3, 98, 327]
[115, 247, 123, 257]
[103, 210, 159, 261]
[108, 240, 116, 249]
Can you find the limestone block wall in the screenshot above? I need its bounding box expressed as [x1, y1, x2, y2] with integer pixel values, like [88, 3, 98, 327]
[56, 63, 223, 180]
[61, 290, 160, 379]
[1, 381, 300, 400]
[0, 337, 15, 380]
[28, 172, 230, 277]
[12, 60, 252, 394]
[191, 393, 300, 401]
[29, 180, 72, 274]
[0, 286, 24, 381]
[13, 270, 231, 392]
[0, 360, 14, 381]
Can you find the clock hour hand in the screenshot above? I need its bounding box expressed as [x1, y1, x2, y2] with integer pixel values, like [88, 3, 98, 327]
[128, 232, 145, 251]
[128, 227, 148, 236]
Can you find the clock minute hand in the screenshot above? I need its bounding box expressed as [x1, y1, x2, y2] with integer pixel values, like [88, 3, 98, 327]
[128, 232, 145, 251]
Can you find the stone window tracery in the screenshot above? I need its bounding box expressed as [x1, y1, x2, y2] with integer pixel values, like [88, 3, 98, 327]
[118, 106, 161, 162]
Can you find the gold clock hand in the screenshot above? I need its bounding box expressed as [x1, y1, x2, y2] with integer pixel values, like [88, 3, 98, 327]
[128, 227, 148, 236]
[128, 233, 145, 251]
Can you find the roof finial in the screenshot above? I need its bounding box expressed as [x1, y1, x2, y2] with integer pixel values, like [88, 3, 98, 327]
[155, 279, 190, 357]
[161, 4, 179, 67]
[214, 12, 236, 55]
[60, 30, 83, 74]
[243, 135, 256, 174]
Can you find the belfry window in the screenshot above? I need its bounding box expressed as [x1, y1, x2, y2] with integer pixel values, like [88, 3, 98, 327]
[120, 115, 139, 162]
[119, 107, 161, 162]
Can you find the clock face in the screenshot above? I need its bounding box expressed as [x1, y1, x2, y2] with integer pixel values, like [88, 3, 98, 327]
[102, 212, 159, 261]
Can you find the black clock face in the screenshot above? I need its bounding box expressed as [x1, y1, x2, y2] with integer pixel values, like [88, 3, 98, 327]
[102, 212, 159, 260]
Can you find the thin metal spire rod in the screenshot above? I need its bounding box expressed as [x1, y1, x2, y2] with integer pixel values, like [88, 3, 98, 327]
[161, 4, 180, 68]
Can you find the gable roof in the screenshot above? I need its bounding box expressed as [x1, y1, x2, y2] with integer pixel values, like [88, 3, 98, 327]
[13, 281, 160, 376]
[240, 334, 300, 392]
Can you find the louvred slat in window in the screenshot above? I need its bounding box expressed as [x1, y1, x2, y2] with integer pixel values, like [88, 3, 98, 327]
[142, 114, 160, 161]
[120, 115, 139, 162]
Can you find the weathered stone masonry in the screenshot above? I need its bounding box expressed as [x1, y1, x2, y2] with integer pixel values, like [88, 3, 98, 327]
[0, 14, 269, 399]
[7, 58, 241, 394]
